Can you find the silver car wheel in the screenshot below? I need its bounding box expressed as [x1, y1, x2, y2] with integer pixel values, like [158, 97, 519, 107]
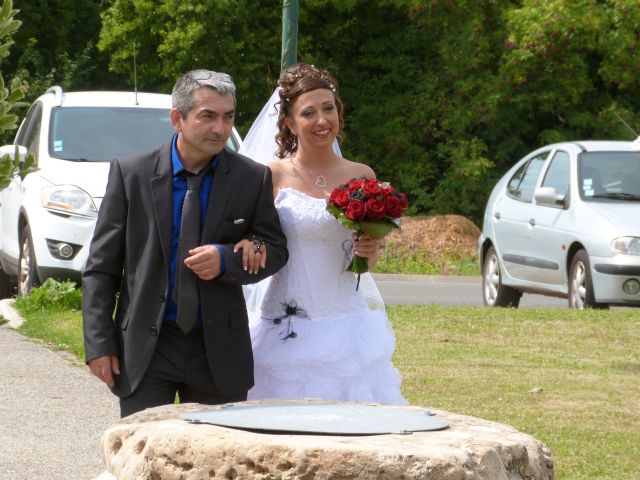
[570, 260, 586, 309]
[568, 249, 608, 309]
[18, 224, 39, 296]
[19, 234, 32, 295]
[484, 252, 500, 306]
[482, 246, 521, 307]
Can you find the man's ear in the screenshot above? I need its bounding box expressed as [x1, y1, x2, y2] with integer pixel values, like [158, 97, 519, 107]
[170, 108, 183, 132]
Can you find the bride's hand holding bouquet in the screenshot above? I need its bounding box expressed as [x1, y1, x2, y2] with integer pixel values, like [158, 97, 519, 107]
[327, 177, 409, 277]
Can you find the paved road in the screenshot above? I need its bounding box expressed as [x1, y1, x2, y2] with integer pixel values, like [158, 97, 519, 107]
[0, 323, 119, 480]
[373, 274, 568, 308]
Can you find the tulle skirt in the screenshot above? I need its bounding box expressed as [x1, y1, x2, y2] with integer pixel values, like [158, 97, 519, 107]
[248, 307, 407, 405]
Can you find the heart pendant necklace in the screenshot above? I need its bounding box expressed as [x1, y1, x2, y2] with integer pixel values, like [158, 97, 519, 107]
[290, 157, 328, 189]
[315, 175, 327, 188]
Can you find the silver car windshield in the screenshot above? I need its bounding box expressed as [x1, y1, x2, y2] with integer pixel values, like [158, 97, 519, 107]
[578, 152, 640, 201]
[49, 107, 175, 162]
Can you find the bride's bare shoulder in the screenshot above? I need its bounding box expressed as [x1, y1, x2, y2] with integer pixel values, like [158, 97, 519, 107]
[341, 158, 376, 179]
[266, 158, 294, 175]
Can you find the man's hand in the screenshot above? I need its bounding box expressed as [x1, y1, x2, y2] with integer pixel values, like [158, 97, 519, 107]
[234, 239, 267, 274]
[185, 244, 222, 280]
[88, 355, 120, 387]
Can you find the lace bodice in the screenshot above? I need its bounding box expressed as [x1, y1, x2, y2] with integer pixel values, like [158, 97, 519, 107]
[259, 188, 367, 321]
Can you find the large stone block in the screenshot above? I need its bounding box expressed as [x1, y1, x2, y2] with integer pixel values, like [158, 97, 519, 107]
[101, 400, 554, 479]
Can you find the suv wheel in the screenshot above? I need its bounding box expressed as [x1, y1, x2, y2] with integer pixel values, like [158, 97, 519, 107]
[18, 224, 39, 296]
[568, 249, 608, 309]
[482, 246, 521, 307]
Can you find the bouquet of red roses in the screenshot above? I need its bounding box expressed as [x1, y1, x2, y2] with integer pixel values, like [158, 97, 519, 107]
[327, 177, 409, 277]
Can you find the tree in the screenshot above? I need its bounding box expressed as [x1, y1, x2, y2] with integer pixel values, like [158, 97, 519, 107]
[0, 0, 35, 189]
[4, 1, 122, 101]
[96, 0, 640, 224]
[98, 0, 282, 127]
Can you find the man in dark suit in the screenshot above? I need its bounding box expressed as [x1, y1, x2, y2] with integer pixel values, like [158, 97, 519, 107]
[82, 70, 288, 417]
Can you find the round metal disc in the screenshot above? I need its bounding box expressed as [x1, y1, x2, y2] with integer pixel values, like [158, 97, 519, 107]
[180, 402, 448, 435]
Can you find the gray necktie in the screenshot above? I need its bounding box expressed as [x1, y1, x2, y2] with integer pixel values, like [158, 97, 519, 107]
[173, 174, 204, 334]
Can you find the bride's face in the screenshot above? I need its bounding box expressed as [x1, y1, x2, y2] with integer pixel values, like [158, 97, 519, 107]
[285, 88, 339, 150]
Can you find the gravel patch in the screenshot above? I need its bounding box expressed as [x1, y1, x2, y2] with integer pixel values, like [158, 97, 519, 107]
[0, 324, 119, 479]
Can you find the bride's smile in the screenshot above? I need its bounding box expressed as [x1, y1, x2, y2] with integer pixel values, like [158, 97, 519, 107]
[285, 89, 339, 149]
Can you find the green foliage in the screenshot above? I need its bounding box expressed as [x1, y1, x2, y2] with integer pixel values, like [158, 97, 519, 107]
[0, 144, 36, 189]
[0, 0, 37, 188]
[0, 0, 27, 137]
[8, 0, 640, 224]
[14, 278, 82, 314]
[98, 0, 281, 123]
[0, 0, 121, 146]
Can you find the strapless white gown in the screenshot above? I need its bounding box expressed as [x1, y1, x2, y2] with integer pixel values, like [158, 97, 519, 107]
[247, 188, 406, 404]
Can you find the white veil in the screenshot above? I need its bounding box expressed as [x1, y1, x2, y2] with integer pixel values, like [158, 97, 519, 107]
[239, 87, 385, 311]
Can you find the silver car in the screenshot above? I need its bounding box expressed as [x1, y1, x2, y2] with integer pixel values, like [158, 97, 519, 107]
[479, 139, 640, 309]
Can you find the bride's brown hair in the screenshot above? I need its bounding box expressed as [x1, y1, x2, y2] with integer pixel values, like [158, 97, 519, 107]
[275, 63, 344, 159]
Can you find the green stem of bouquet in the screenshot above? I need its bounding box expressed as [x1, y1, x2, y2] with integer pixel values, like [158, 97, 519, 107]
[347, 254, 369, 274]
[347, 229, 370, 290]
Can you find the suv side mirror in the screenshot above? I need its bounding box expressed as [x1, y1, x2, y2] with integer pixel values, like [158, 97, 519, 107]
[534, 186, 568, 208]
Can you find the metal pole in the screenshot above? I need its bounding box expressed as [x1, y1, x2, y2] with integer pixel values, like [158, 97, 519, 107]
[281, 0, 299, 75]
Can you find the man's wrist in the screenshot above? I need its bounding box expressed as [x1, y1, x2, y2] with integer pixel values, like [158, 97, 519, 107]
[213, 244, 226, 277]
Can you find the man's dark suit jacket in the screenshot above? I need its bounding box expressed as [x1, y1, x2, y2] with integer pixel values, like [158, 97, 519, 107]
[82, 141, 288, 398]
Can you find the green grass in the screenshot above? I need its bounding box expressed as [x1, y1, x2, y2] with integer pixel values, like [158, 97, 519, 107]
[391, 305, 640, 480]
[12, 292, 640, 479]
[375, 243, 479, 275]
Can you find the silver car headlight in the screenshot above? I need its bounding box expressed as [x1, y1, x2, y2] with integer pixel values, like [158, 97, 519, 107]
[611, 236, 640, 255]
[41, 185, 98, 218]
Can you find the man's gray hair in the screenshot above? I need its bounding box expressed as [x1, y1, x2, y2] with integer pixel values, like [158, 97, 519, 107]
[172, 69, 236, 115]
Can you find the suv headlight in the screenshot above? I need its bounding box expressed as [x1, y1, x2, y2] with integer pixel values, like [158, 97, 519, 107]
[611, 236, 640, 255]
[41, 185, 98, 218]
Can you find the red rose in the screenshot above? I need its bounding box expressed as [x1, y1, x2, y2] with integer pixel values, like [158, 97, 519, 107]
[330, 188, 350, 208]
[345, 199, 366, 221]
[385, 195, 403, 218]
[365, 197, 386, 220]
[381, 186, 395, 197]
[364, 179, 382, 197]
[348, 178, 366, 190]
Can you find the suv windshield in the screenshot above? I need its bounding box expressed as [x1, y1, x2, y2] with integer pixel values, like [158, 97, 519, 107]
[49, 107, 174, 162]
[578, 151, 640, 201]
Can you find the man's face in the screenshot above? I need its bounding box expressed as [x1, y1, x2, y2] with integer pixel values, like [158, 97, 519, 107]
[171, 88, 235, 162]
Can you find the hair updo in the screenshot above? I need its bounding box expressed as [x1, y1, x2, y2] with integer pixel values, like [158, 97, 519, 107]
[275, 63, 344, 159]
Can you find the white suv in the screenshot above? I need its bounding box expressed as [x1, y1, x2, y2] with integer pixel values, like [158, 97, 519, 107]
[0, 86, 242, 297]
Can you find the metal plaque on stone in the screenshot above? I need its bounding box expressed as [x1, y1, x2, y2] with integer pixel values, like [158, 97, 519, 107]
[181, 402, 448, 435]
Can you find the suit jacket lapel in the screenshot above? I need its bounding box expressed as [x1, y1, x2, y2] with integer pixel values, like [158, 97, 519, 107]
[149, 142, 173, 266]
[202, 148, 232, 242]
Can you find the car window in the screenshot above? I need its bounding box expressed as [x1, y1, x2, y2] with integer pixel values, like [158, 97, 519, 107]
[49, 107, 175, 162]
[24, 105, 43, 161]
[541, 150, 570, 197]
[506, 153, 548, 203]
[579, 152, 640, 200]
[15, 102, 43, 153]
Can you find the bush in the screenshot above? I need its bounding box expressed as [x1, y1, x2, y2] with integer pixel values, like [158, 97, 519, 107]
[15, 278, 82, 313]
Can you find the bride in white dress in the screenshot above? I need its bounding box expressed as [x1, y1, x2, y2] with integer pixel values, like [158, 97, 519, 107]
[240, 63, 406, 404]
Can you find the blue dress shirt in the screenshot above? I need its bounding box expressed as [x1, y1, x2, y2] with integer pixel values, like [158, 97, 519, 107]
[164, 133, 226, 323]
